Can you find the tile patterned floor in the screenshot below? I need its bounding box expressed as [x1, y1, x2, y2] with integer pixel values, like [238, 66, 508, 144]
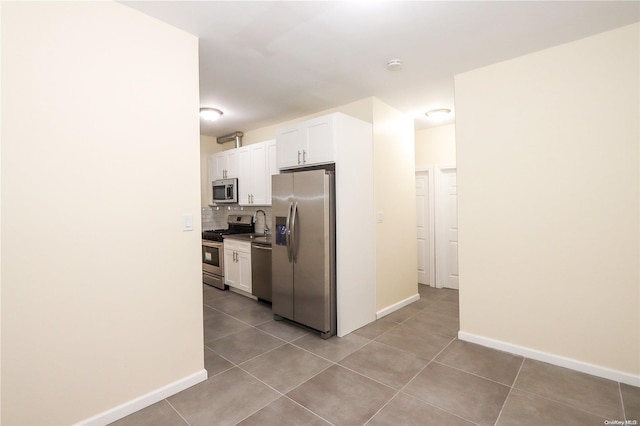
[112, 284, 639, 426]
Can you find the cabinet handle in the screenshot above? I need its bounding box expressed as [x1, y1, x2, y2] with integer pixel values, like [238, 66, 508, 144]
[303, 150, 307, 164]
[297, 150, 301, 165]
[251, 194, 254, 204]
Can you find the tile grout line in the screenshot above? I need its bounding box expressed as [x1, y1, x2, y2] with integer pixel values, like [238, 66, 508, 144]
[283, 394, 335, 426]
[280, 395, 338, 426]
[233, 357, 336, 426]
[618, 382, 627, 421]
[430, 359, 517, 388]
[511, 378, 618, 421]
[224, 314, 342, 425]
[493, 356, 525, 425]
[371, 336, 481, 426]
[165, 398, 192, 426]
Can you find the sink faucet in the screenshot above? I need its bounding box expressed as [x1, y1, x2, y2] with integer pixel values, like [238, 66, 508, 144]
[253, 209, 270, 234]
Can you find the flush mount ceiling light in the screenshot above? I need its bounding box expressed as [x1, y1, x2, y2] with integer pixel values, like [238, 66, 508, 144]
[425, 108, 452, 121]
[200, 107, 223, 122]
[386, 59, 403, 71]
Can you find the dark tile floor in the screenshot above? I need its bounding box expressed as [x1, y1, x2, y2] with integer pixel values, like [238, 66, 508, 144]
[112, 284, 639, 426]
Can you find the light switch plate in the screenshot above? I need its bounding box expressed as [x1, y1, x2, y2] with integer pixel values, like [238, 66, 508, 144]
[377, 211, 384, 223]
[182, 214, 193, 231]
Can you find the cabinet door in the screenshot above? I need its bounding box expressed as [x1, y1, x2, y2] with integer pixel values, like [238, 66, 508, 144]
[249, 143, 268, 205]
[276, 125, 302, 169]
[226, 149, 239, 178]
[214, 153, 227, 180]
[224, 249, 238, 287]
[236, 250, 252, 293]
[304, 115, 334, 165]
[265, 140, 277, 206]
[237, 146, 252, 205]
[206, 154, 216, 205]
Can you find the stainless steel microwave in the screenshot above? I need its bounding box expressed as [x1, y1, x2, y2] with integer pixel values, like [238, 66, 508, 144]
[212, 178, 238, 204]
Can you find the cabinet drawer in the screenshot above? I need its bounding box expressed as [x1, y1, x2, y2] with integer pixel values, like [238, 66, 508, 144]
[223, 239, 251, 253]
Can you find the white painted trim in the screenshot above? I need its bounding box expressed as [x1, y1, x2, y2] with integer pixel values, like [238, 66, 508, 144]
[74, 369, 208, 426]
[434, 165, 457, 289]
[376, 293, 420, 319]
[415, 167, 436, 287]
[458, 331, 640, 387]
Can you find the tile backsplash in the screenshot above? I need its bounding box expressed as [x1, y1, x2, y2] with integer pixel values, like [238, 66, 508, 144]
[201, 205, 273, 234]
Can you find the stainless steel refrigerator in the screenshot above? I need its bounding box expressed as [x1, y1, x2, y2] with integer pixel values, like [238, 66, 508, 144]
[272, 169, 336, 339]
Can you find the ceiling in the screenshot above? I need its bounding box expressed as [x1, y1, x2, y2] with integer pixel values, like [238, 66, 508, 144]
[121, 1, 639, 137]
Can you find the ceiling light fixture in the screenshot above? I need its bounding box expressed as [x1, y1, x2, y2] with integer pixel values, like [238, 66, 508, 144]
[386, 59, 402, 71]
[200, 107, 223, 122]
[425, 108, 451, 121]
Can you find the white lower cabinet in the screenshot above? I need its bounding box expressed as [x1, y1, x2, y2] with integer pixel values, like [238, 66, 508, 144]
[224, 239, 252, 293]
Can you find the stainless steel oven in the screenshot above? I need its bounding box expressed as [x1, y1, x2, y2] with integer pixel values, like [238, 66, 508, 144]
[202, 240, 225, 289]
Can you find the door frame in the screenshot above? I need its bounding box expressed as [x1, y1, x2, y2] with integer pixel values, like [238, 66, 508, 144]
[415, 167, 436, 288]
[435, 165, 457, 289]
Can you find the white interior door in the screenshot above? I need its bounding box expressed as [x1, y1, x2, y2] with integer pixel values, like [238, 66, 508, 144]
[415, 169, 435, 286]
[436, 166, 458, 289]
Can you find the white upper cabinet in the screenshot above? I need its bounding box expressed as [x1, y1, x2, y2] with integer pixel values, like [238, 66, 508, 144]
[276, 126, 302, 169]
[266, 140, 277, 204]
[212, 149, 239, 180]
[276, 114, 336, 170]
[238, 142, 268, 206]
[205, 139, 275, 207]
[206, 155, 216, 205]
[306, 116, 335, 165]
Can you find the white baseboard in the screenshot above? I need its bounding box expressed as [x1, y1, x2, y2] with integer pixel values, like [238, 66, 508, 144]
[75, 369, 208, 426]
[458, 331, 640, 387]
[376, 293, 420, 319]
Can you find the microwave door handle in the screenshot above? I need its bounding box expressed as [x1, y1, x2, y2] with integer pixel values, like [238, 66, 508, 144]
[226, 185, 232, 199]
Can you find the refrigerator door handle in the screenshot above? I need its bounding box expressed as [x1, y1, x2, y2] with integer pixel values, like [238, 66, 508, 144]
[285, 202, 293, 261]
[290, 201, 299, 262]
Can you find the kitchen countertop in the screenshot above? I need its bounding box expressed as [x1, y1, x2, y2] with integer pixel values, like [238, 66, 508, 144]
[223, 233, 272, 246]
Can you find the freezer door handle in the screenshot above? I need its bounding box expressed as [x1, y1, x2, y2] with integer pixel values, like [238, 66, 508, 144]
[285, 202, 293, 261]
[290, 201, 299, 262]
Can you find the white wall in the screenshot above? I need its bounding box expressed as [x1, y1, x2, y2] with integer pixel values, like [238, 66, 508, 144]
[372, 99, 418, 311]
[455, 23, 639, 380]
[415, 124, 456, 167]
[1, 2, 204, 424]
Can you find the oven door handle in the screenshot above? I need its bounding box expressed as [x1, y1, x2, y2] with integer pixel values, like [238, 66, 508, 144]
[202, 240, 223, 249]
